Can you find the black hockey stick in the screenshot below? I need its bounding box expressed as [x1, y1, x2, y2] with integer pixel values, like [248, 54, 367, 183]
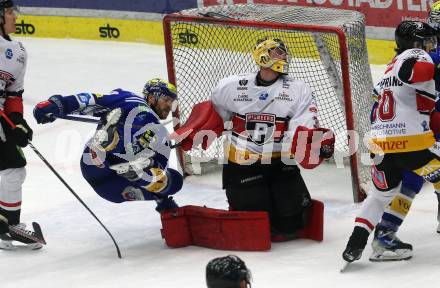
[0, 110, 122, 259]
[62, 114, 181, 149]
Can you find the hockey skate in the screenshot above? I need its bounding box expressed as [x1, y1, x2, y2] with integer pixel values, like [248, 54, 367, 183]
[341, 226, 370, 272]
[342, 226, 370, 263]
[0, 223, 45, 251]
[369, 225, 412, 262]
[155, 196, 178, 213]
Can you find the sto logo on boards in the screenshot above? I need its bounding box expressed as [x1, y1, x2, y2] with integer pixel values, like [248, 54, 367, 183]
[178, 29, 198, 45]
[15, 20, 35, 35]
[99, 24, 120, 39]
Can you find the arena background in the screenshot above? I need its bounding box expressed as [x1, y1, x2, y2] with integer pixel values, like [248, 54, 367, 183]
[14, 0, 435, 64]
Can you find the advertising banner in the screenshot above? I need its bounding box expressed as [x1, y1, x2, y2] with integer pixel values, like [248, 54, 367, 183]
[16, 0, 198, 14]
[200, 0, 434, 28]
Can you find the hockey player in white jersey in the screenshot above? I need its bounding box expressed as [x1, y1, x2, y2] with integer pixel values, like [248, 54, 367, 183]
[0, 0, 43, 250]
[172, 37, 335, 241]
[342, 21, 440, 265]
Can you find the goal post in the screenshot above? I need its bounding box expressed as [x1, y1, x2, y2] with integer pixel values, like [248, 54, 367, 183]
[163, 4, 374, 203]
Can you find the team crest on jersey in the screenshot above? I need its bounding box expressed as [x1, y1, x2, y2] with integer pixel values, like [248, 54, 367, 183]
[0, 70, 14, 83]
[245, 113, 275, 145]
[122, 186, 145, 201]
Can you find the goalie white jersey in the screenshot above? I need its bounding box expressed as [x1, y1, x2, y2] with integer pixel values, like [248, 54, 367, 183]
[211, 72, 318, 162]
[0, 36, 26, 110]
[370, 48, 436, 154]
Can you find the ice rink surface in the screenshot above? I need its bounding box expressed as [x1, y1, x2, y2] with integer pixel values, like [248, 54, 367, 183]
[2, 37, 439, 288]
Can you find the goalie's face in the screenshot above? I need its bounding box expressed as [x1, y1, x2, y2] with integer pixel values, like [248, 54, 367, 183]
[148, 94, 174, 120]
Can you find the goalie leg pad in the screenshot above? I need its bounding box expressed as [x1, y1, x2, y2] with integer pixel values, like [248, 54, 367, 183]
[160, 205, 271, 251]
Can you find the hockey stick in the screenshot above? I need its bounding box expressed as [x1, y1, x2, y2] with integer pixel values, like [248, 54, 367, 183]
[62, 114, 180, 149]
[61, 115, 101, 124]
[0, 109, 122, 259]
[61, 114, 175, 126]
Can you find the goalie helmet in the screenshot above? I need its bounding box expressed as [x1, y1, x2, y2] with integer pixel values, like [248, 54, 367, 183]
[395, 21, 437, 54]
[206, 255, 252, 288]
[142, 78, 177, 102]
[428, 1, 440, 31]
[252, 37, 289, 75]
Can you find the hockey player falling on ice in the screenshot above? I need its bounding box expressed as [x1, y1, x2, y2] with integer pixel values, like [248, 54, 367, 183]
[33, 78, 183, 212]
[172, 37, 335, 241]
[0, 0, 45, 250]
[341, 21, 440, 268]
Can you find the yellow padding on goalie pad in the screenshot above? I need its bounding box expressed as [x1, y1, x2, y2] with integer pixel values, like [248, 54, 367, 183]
[145, 168, 168, 193]
[389, 195, 412, 216]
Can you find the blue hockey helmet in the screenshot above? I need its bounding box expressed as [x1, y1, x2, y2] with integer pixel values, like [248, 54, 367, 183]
[142, 78, 177, 102]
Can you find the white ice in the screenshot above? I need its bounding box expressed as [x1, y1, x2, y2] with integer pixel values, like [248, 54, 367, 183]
[1, 37, 438, 288]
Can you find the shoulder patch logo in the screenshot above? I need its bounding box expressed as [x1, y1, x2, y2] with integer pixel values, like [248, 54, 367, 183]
[5, 48, 13, 60]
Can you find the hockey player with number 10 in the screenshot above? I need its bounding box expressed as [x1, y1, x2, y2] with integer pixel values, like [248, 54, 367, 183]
[342, 21, 440, 265]
[33, 78, 183, 213]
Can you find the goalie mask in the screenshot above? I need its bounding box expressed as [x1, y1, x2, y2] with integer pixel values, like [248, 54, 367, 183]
[395, 21, 437, 54]
[142, 78, 177, 119]
[428, 1, 440, 31]
[252, 37, 289, 75]
[206, 255, 252, 288]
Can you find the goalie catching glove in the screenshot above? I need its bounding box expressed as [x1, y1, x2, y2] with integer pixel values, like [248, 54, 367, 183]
[169, 100, 224, 151]
[291, 126, 335, 169]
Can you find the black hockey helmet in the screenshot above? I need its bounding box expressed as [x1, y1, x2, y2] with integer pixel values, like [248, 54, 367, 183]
[0, 0, 16, 20]
[206, 255, 251, 288]
[395, 21, 437, 54]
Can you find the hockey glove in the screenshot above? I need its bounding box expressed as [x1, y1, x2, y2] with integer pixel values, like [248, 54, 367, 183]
[2, 112, 33, 147]
[33, 95, 65, 124]
[291, 126, 335, 169]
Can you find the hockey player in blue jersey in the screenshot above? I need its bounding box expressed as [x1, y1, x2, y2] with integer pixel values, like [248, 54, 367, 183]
[33, 78, 182, 212]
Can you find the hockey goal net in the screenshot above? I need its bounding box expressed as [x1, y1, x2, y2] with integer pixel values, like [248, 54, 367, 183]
[163, 4, 374, 202]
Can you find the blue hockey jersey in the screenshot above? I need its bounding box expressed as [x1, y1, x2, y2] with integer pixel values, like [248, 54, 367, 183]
[57, 89, 182, 203]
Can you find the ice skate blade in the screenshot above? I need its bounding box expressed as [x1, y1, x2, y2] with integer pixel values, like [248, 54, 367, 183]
[340, 261, 351, 273]
[369, 249, 412, 262]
